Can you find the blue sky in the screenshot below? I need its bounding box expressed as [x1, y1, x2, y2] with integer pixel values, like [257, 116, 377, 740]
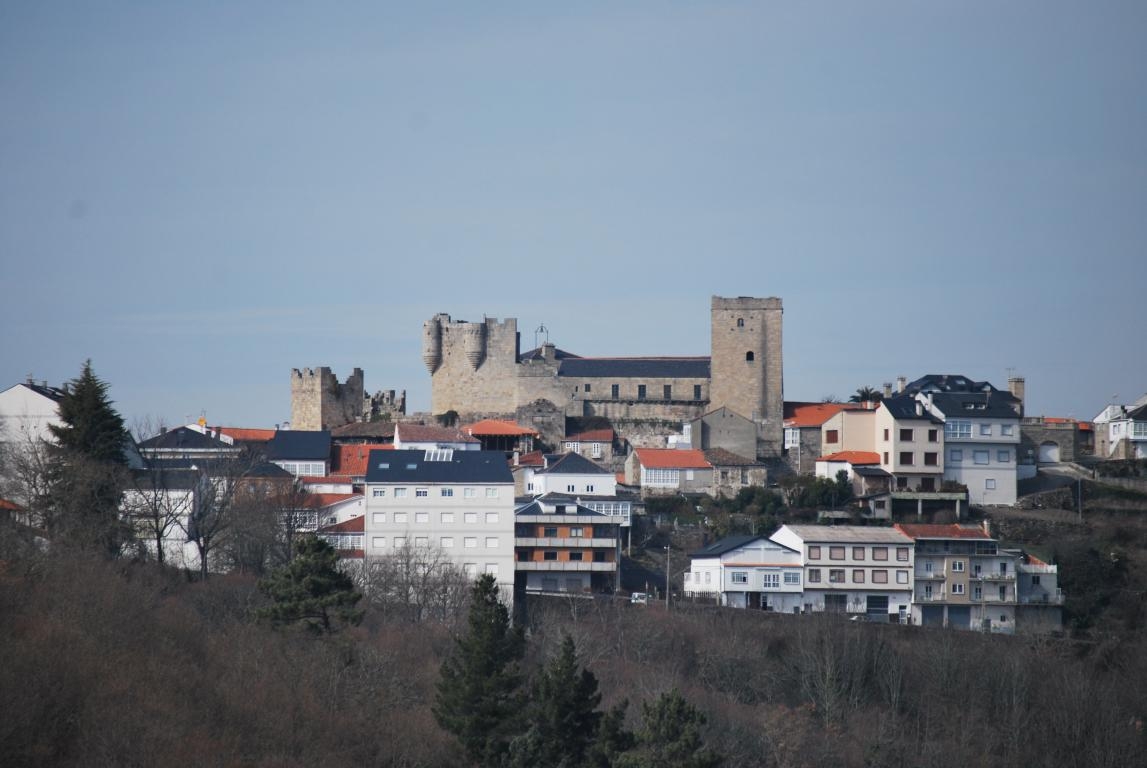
[2, 1, 1145, 431]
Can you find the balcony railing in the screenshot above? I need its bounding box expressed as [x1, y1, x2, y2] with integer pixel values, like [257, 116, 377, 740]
[970, 572, 1016, 582]
[515, 537, 618, 548]
[916, 570, 946, 580]
[515, 561, 616, 572]
[1019, 590, 1064, 605]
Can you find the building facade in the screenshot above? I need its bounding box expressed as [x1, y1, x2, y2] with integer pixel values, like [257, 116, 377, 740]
[684, 535, 803, 610]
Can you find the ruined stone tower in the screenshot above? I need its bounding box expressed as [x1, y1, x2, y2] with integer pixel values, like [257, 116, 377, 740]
[709, 296, 784, 457]
[290, 367, 365, 431]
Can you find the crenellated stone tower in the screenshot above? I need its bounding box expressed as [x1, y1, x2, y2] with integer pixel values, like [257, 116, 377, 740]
[709, 296, 784, 457]
[290, 367, 365, 431]
[425, 314, 520, 415]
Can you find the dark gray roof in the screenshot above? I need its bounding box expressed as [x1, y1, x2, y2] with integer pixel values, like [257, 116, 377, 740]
[515, 500, 607, 518]
[1125, 402, 1147, 421]
[365, 449, 513, 484]
[267, 430, 331, 460]
[689, 534, 792, 559]
[518, 346, 581, 362]
[556, 357, 711, 379]
[138, 426, 233, 451]
[23, 382, 67, 401]
[929, 392, 1020, 420]
[537, 452, 613, 475]
[853, 466, 892, 478]
[535, 491, 639, 504]
[882, 395, 944, 424]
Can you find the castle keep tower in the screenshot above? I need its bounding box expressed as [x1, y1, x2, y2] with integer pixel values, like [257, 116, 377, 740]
[290, 367, 365, 431]
[709, 296, 784, 457]
[426, 314, 520, 416]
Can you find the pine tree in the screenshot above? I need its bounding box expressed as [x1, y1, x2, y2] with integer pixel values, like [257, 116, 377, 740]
[616, 689, 724, 768]
[46, 360, 131, 556]
[507, 634, 604, 768]
[256, 535, 363, 633]
[433, 574, 525, 766]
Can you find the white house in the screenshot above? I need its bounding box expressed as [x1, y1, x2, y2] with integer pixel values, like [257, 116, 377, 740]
[769, 525, 915, 622]
[1094, 396, 1147, 459]
[0, 379, 65, 447]
[521, 452, 616, 497]
[684, 535, 803, 611]
[363, 449, 515, 599]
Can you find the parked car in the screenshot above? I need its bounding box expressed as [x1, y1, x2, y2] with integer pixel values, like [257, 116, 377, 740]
[630, 592, 649, 605]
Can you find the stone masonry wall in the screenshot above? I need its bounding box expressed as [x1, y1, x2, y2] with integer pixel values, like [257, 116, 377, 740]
[290, 367, 365, 431]
[428, 316, 520, 415]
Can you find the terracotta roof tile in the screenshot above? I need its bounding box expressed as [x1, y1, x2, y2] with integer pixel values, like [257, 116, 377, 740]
[319, 515, 364, 534]
[464, 419, 538, 437]
[635, 448, 712, 470]
[816, 451, 881, 465]
[515, 450, 546, 467]
[0, 498, 23, 511]
[301, 493, 362, 509]
[783, 402, 861, 428]
[396, 423, 480, 444]
[331, 444, 394, 476]
[218, 427, 277, 442]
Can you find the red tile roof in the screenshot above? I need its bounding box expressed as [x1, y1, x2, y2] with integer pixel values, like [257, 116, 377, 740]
[566, 429, 614, 443]
[0, 498, 23, 511]
[783, 402, 860, 428]
[396, 423, 480, 444]
[894, 523, 992, 540]
[301, 493, 362, 509]
[218, 427, 277, 442]
[331, 444, 393, 476]
[816, 451, 881, 465]
[299, 476, 355, 486]
[634, 448, 712, 470]
[515, 450, 546, 467]
[319, 515, 364, 534]
[464, 419, 538, 437]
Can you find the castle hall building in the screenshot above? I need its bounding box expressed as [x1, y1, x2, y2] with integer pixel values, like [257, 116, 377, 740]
[424, 296, 785, 458]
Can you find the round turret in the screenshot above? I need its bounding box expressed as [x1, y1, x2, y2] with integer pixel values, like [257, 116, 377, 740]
[422, 319, 442, 373]
[463, 322, 486, 369]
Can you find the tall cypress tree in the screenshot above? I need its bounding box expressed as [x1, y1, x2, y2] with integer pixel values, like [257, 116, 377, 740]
[433, 574, 525, 766]
[46, 360, 131, 556]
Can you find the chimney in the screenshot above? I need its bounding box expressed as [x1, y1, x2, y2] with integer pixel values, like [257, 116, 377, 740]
[981, 518, 991, 537]
[897, 376, 907, 394]
[1008, 377, 1026, 417]
[882, 382, 893, 399]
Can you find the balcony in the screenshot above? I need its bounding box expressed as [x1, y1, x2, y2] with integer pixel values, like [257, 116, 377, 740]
[515, 537, 617, 548]
[515, 561, 616, 572]
[916, 570, 946, 580]
[970, 572, 1016, 582]
[1019, 590, 1064, 605]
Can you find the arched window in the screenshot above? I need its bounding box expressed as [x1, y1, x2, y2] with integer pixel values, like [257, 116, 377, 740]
[736, 318, 744, 328]
[746, 351, 755, 361]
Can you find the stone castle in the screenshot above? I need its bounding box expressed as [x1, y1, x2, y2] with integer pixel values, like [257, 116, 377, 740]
[290, 367, 406, 431]
[424, 295, 785, 457]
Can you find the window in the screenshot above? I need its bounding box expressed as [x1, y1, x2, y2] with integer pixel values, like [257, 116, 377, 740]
[950, 449, 963, 462]
[394, 488, 408, 498]
[825, 430, 839, 444]
[414, 536, 428, 547]
[463, 563, 476, 576]
[985, 479, 997, 490]
[900, 452, 914, 466]
[485, 537, 499, 548]
[852, 570, 865, 583]
[584, 383, 591, 393]
[896, 477, 908, 490]
[784, 572, 800, 585]
[694, 384, 702, 400]
[732, 572, 748, 584]
[643, 468, 680, 486]
[952, 583, 965, 595]
[974, 450, 989, 465]
[415, 488, 428, 498]
[896, 547, 909, 562]
[485, 512, 499, 524]
[486, 488, 498, 498]
[394, 537, 406, 548]
[928, 429, 939, 442]
[464, 537, 477, 548]
[415, 512, 428, 524]
[441, 488, 454, 497]
[664, 385, 672, 399]
[808, 546, 821, 560]
[637, 385, 647, 400]
[900, 428, 913, 442]
[946, 420, 972, 439]
[567, 484, 576, 492]
[924, 452, 938, 466]
[1032, 575, 1041, 586]
[464, 512, 478, 524]
[586, 484, 595, 492]
[884, 452, 890, 464]
[872, 570, 888, 584]
[543, 551, 557, 561]
[592, 550, 605, 562]
[763, 573, 780, 588]
[570, 526, 583, 537]
[591, 441, 602, 457]
[441, 512, 454, 524]
[924, 561, 933, 573]
[704, 572, 711, 584]
[896, 571, 909, 584]
[924, 584, 933, 599]
[464, 487, 476, 498]
[441, 537, 454, 548]
[372, 513, 386, 524]
[873, 547, 888, 561]
[853, 546, 866, 560]
[569, 551, 583, 561]
[952, 560, 965, 573]
[612, 384, 619, 399]
[883, 429, 890, 441]
[829, 569, 845, 583]
[737, 317, 744, 327]
[394, 513, 408, 524]
[372, 536, 386, 548]
[745, 351, 755, 362]
[997, 450, 1010, 463]
[980, 424, 992, 436]
[485, 564, 498, 577]
[973, 586, 982, 600]
[808, 568, 821, 583]
[372, 488, 385, 498]
[543, 526, 557, 537]
[1001, 424, 1015, 436]
[829, 546, 845, 560]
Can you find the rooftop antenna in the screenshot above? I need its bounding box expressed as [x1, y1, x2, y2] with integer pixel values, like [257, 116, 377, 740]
[534, 323, 549, 350]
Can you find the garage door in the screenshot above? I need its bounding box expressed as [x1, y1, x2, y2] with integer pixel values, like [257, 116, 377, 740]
[947, 606, 972, 630]
[1038, 441, 1060, 464]
[866, 595, 889, 623]
[921, 606, 944, 627]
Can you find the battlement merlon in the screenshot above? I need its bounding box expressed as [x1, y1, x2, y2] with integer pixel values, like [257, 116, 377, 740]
[711, 296, 783, 311]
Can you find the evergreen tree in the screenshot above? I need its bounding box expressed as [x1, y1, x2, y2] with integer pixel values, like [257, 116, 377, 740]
[616, 689, 724, 768]
[46, 360, 131, 557]
[256, 535, 363, 633]
[507, 634, 603, 768]
[433, 574, 525, 766]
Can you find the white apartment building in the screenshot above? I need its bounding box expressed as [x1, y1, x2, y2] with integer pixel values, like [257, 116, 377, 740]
[769, 525, 915, 622]
[684, 535, 803, 610]
[0, 379, 65, 446]
[916, 390, 1021, 505]
[363, 449, 515, 597]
